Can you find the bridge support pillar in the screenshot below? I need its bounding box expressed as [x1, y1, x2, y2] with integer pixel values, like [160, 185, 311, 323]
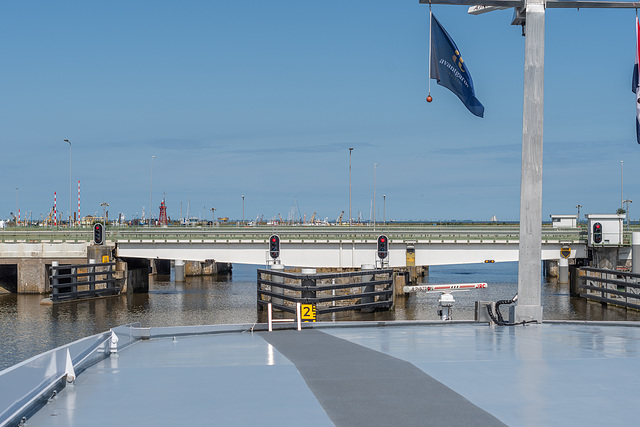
[17, 259, 47, 294]
[633, 232, 640, 274]
[174, 260, 185, 282]
[558, 257, 569, 284]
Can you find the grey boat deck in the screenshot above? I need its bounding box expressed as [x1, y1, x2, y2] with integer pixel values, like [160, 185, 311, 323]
[26, 322, 640, 426]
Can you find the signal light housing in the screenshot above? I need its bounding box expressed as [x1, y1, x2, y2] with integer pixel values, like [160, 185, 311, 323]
[377, 235, 389, 259]
[269, 235, 280, 259]
[593, 222, 602, 244]
[93, 223, 105, 245]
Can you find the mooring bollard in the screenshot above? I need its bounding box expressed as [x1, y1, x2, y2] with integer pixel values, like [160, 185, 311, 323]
[361, 264, 375, 313]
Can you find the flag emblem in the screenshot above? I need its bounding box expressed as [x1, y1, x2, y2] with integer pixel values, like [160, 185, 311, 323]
[430, 13, 484, 118]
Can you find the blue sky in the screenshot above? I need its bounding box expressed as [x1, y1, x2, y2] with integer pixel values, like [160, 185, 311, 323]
[1, 1, 638, 223]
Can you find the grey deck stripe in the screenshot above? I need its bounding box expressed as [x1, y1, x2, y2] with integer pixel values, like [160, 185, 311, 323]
[260, 329, 505, 427]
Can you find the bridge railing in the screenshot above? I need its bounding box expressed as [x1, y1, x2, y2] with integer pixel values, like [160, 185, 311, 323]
[577, 267, 640, 310]
[0, 225, 608, 244]
[257, 268, 394, 316]
[49, 262, 119, 302]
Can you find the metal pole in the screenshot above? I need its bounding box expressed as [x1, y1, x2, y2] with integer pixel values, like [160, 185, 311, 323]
[64, 140, 71, 227]
[349, 147, 353, 226]
[150, 155, 155, 227]
[511, 0, 545, 324]
[373, 163, 377, 231]
[383, 194, 386, 226]
[15, 187, 18, 227]
[242, 195, 245, 226]
[621, 160, 624, 213]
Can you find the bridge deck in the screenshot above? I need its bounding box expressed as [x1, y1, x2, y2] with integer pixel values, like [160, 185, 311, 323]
[26, 321, 640, 426]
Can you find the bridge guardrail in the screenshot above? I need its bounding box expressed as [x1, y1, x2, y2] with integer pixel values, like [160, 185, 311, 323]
[0, 225, 607, 245]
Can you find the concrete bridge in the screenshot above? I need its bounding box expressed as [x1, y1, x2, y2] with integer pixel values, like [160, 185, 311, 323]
[0, 225, 597, 293]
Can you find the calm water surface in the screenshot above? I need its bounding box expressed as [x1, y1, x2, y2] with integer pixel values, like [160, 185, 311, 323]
[1, 262, 639, 371]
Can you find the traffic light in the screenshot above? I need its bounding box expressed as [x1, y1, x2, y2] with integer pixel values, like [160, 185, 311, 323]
[593, 222, 602, 244]
[377, 235, 389, 259]
[94, 223, 105, 245]
[269, 234, 280, 259]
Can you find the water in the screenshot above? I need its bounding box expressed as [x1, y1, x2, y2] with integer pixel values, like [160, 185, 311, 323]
[1, 262, 639, 371]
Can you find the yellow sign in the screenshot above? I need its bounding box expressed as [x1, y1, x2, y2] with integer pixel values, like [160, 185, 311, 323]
[102, 255, 110, 263]
[300, 304, 316, 322]
[560, 247, 571, 259]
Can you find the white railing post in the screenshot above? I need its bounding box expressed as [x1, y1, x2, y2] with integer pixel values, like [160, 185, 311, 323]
[268, 302, 273, 332]
[296, 302, 301, 331]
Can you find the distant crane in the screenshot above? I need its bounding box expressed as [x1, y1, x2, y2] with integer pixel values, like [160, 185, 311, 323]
[337, 211, 344, 225]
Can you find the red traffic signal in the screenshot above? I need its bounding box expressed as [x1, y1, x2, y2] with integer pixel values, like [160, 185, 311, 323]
[377, 235, 389, 259]
[269, 235, 280, 259]
[93, 223, 105, 245]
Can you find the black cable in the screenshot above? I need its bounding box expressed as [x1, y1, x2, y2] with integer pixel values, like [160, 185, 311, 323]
[486, 297, 538, 326]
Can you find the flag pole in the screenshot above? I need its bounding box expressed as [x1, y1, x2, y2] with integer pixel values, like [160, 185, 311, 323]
[427, 4, 432, 101]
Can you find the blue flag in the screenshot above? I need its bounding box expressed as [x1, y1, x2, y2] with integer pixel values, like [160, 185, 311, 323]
[430, 13, 484, 118]
[633, 16, 640, 143]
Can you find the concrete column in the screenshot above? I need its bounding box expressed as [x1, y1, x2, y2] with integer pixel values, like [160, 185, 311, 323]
[174, 259, 185, 282]
[633, 232, 640, 274]
[17, 259, 47, 294]
[301, 268, 316, 300]
[511, 0, 545, 324]
[361, 264, 375, 312]
[558, 257, 569, 284]
[271, 263, 285, 309]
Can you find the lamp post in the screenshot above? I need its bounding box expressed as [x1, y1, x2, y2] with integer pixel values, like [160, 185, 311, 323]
[383, 194, 386, 226]
[149, 155, 156, 227]
[620, 160, 624, 213]
[100, 202, 109, 223]
[210, 207, 216, 227]
[15, 187, 18, 227]
[373, 163, 377, 230]
[242, 195, 245, 226]
[576, 204, 582, 226]
[64, 140, 71, 226]
[349, 147, 353, 226]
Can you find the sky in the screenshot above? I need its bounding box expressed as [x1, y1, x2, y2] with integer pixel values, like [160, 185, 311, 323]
[1, 1, 639, 224]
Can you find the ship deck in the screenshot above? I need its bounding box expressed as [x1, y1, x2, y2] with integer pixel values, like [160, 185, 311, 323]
[20, 321, 640, 426]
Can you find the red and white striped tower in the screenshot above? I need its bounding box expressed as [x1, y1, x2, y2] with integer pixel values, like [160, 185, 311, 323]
[18, 209, 20, 226]
[77, 180, 80, 227]
[54, 192, 57, 226]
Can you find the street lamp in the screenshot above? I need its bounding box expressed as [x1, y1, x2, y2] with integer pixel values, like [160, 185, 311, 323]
[349, 147, 353, 226]
[210, 207, 216, 226]
[373, 163, 377, 230]
[64, 140, 71, 226]
[100, 202, 109, 222]
[149, 155, 156, 226]
[620, 160, 624, 213]
[15, 187, 18, 227]
[383, 194, 386, 226]
[576, 204, 582, 226]
[242, 195, 245, 226]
